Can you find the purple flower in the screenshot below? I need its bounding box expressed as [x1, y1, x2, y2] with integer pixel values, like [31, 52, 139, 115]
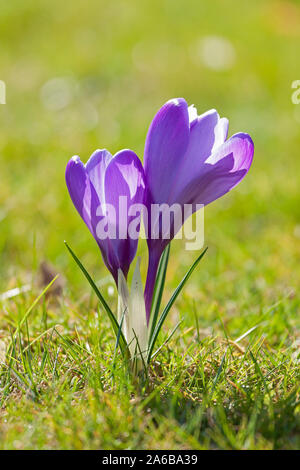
[144, 98, 254, 320]
[66, 148, 145, 284]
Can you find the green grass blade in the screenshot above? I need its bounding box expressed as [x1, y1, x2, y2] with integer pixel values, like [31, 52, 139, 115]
[150, 319, 183, 360]
[112, 307, 128, 373]
[211, 350, 227, 396]
[149, 244, 170, 341]
[64, 241, 129, 360]
[147, 247, 208, 364]
[6, 275, 59, 356]
[16, 275, 59, 336]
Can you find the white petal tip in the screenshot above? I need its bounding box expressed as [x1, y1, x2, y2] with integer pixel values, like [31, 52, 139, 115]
[188, 104, 198, 123]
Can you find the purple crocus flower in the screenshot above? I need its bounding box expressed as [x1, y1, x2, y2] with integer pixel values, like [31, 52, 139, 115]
[144, 98, 254, 320]
[66, 148, 145, 284]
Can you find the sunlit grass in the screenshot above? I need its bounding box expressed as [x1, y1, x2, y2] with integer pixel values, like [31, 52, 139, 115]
[0, 278, 299, 449]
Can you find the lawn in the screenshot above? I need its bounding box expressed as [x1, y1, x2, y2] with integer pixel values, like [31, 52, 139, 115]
[0, 0, 299, 450]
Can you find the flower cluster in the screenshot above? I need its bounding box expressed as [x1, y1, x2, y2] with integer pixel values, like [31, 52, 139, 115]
[66, 98, 254, 369]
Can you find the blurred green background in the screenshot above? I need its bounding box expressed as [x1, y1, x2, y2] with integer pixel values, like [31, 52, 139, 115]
[0, 0, 299, 307]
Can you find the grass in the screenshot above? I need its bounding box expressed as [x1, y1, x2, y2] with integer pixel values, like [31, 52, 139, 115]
[0, 0, 299, 450]
[0, 286, 299, 449]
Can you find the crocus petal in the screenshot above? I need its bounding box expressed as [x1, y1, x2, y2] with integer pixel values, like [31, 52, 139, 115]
[180, 132, 254, 208]
[172, 109, 228, 203]
[66, 153, 115, 278]
[65, 156, 94, 235]
[144, 98, 190, 205]
[103, 149, 145, 279]
[105, 149, 145, 210]
[205, 132, 253, 171]
[85, 149, 113, 203]
[189, 109, 228, 163]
